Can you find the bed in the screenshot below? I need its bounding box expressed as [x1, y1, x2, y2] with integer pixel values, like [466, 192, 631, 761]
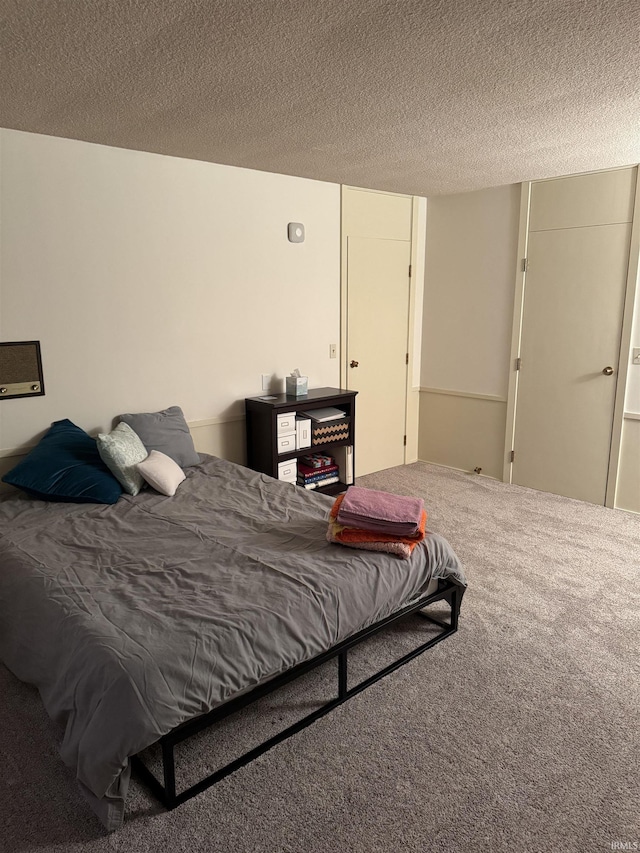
[0, 454, 466, 831]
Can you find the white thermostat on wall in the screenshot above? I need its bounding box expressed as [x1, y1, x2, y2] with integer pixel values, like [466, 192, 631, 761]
[287, 222, 305, 243]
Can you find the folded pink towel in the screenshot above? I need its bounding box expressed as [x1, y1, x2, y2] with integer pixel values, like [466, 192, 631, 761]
[336, 486, 424, 537]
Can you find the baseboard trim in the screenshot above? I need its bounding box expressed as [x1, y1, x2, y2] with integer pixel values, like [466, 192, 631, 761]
[188, 414, 245, 429]
[419, 387, 507, 403]
[0, 444, 35, 459]
[0, 414, 247, 460]
[415, 457, 502, 481]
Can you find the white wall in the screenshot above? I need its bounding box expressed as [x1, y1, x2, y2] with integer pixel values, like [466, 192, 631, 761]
[418, 184, 520, 478]
[0, 129, 341, 452]
[421, 184, 520, 398]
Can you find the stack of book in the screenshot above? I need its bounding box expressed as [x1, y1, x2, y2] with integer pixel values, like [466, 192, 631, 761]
[297, 455, 340, 490]
[300, 453, 333, 468]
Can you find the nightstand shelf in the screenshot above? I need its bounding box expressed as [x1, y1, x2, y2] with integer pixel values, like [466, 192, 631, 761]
[245, 387, 357, 493]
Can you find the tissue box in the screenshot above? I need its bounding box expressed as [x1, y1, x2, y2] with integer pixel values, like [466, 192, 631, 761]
[286, 375, 308, 397]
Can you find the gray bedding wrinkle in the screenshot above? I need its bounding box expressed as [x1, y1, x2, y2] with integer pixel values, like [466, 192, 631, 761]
[0, 455, 466, 830]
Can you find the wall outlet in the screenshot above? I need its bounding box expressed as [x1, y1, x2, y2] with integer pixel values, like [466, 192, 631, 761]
[329, 344, 337, 359]
[261, 374, 271, 391]
[632, 348, 640, 365]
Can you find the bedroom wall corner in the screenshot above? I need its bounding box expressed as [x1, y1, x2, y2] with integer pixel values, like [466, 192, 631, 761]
[418, 183, 520, 477]
[418, 391, 507, 479]
[616, 416, 640, 513]
[405, 197, 427, 464]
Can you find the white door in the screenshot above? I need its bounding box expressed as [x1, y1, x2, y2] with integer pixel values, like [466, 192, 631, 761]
[346, 236, 411, 476]
[512, 169, 636, 504]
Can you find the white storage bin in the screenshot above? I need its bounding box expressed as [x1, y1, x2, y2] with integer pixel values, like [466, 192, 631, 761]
[296, 417, 312, 450]
[276, 412, 296, 436]
[277, 459, 297, 483]
[277, 433, 297, 455]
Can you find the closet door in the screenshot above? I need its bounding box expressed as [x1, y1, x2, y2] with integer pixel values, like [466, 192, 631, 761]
[342, 188, 414, 477]
[512, 168, 636, 504]
[346, 235, 411, 476]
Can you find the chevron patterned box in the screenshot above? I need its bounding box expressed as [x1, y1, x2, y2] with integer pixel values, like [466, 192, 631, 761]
[311, 417, 350, 446]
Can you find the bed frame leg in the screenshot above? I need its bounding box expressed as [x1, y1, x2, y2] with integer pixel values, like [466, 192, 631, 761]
[338, 651, 348, 699]
[162, 740, 177, 807]
[450, 585, 460, 631]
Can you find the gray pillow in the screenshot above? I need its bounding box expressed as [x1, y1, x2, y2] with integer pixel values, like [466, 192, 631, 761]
[119, 406, 200, 468]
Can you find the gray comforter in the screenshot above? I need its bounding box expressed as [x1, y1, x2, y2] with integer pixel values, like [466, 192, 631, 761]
[0, 455, 465, 830]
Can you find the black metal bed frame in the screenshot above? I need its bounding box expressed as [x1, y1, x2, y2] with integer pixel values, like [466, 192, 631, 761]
[132, 578, 461, 810]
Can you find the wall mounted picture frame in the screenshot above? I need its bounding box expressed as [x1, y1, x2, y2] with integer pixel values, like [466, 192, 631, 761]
[0, 341, 45, 400]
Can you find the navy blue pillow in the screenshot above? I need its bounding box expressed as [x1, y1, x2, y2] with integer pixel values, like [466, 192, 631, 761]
[2, 419, 123, 504]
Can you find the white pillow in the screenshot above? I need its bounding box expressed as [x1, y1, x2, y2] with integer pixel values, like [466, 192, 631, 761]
[97, 422, 148, 496]
[136, 450, 186, 496]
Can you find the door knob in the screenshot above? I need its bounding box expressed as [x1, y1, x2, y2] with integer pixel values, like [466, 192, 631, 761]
[602, 366, 614, 376]
[350, 360, 359, 368]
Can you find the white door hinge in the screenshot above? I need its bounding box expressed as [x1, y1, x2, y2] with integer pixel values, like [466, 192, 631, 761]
[516, 357, 522, 371]
[521, 258, 528, 272]
[510, 450, 515, 462]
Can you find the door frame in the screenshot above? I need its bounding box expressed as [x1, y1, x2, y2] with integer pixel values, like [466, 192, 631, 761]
[340, 187, 425, 467]
[503, 167, 640, 507]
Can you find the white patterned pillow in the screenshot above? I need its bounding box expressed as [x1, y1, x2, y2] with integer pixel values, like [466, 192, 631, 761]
[136, 450, 186, 496]
[96, 422, 148, 496]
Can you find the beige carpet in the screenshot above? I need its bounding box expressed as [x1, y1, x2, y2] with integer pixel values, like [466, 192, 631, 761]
[1, 462, 638, 852]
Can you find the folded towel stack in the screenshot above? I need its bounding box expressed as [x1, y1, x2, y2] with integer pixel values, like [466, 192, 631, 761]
[327, 487, 427, 560]
[336, 486, 424, 536]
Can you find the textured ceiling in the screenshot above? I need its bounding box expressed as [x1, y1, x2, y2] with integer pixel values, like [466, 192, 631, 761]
[1, 0, 639, 196]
